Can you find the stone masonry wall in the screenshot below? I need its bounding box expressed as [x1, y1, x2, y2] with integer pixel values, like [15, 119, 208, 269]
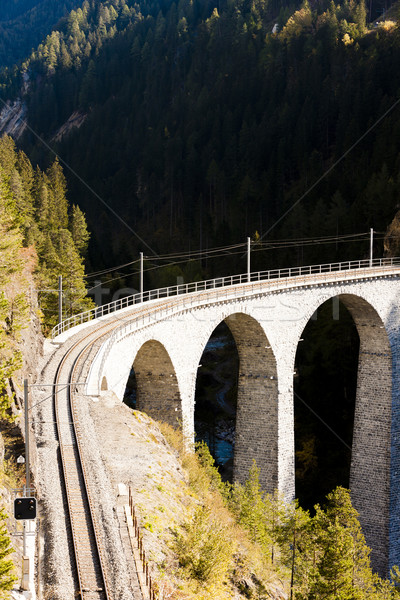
[342, 294, 392, 575]
[134, 340, 182, 427]
[226, 313, 278, 493]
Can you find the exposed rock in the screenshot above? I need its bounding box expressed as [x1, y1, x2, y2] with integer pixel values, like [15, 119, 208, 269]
[0, 99, 27, 139]
[52, 111, 87, 142]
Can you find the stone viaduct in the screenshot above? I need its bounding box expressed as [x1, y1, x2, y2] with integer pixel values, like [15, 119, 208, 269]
[55, 261, 400, 576]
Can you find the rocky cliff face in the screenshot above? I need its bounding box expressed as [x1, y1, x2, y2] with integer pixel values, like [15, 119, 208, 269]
[0, 99, 27, 139]
[52, 111, 87, 142]
[0, 71, 29, 139]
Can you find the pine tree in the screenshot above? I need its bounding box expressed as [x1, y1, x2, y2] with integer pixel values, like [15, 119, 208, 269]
[308, 488, 378, 600]
[33, 168, 51, 233]
[46, 159, 69, 229]
[231, 461, 272, 555]
[38, 229, 93, 328]
[70, 204, 90, 256]
[55, 229, 93, 319]
[278, 499, 313, 600]
[0, 137, 17, 181]
[264, 489, 286, 565]
[174, 504, 235, 585]
[309, 510, 359, 599]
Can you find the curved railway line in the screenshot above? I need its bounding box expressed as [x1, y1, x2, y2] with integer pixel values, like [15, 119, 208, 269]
[54, 326, 115, 599]
[51, 297, 184, 599]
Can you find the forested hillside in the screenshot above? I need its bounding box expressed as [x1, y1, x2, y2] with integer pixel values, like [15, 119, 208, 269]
[0, 0, 398, 282]
[0, 135, 92, 336]
[0, 1, 82, 67]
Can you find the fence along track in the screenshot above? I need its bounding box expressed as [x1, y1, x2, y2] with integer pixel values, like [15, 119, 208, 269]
[52, 256, 400, 338]
[54, 326, 117, 600]
[97, 261, 400, 373]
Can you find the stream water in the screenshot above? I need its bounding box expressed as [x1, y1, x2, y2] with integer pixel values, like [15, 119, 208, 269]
[194, 325, 238, 480]
[123, 323, 238, 479]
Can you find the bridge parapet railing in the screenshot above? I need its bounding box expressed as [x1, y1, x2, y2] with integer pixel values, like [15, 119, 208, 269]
[51, 256, 400, 339]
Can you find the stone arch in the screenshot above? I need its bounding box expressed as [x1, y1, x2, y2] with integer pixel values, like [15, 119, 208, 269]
[214, 312, 278, 493]
[295, 292, 392, 575]
[133, 340, 182, 428]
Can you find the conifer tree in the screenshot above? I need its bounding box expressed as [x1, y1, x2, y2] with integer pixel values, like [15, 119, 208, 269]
[308, 510, 360, 599]
[306, 488, 388, 600]
[278, 499, 313, 600]
[264, 489, 286, 565]
[0, 136, 17, 181]
[46, 159, 69, 229]
[56, 228, 92, 318]
[70, 204, 90, 256]
[174, 504, 235, 586]
[231, 461, 272, 555]
[33, 168, 51, 233]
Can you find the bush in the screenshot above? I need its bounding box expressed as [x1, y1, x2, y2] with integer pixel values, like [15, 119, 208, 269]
[173, 504, 235, 585]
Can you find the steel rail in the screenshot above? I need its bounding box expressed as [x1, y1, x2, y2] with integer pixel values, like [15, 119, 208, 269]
[53, 321, 125, 600]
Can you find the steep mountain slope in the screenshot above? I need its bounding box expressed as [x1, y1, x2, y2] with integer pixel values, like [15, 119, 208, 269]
[1, 0, 400, 281]
[0, 0, 81, 67]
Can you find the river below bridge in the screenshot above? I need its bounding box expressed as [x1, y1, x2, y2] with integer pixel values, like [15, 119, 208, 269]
[123, 324, 238, 480]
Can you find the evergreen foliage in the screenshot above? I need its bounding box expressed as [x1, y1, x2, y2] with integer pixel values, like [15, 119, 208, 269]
[163, 429, 400, 599]
[0, 157, 26, 419]
[230, 461, 273, 556]
[307, 488, 375, 599]
[0, 1, 82, 67]
[0, 134, 93, 335]
[70, 203, 90, 255]
[0, 132, 92, 593]
[173, 504, 235, 585]
[0, 509, 17, 595]
[2, 0, 400, 276]
[231, 475, 400, 599]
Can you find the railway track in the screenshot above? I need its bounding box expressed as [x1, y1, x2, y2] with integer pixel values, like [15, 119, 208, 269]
[54, 328, 112, 600]
[52, 299, 180, 599]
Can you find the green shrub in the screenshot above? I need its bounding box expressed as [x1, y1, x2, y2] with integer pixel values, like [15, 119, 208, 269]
[174, 504, 235, 585]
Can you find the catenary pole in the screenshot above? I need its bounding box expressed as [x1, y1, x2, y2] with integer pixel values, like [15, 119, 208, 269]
[370, 228, 373, 267]
[24, 379, 30, 491]
[58, 275, 62, 324]
[247, 237, 251, 282]
[140, 252, 143, 302]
